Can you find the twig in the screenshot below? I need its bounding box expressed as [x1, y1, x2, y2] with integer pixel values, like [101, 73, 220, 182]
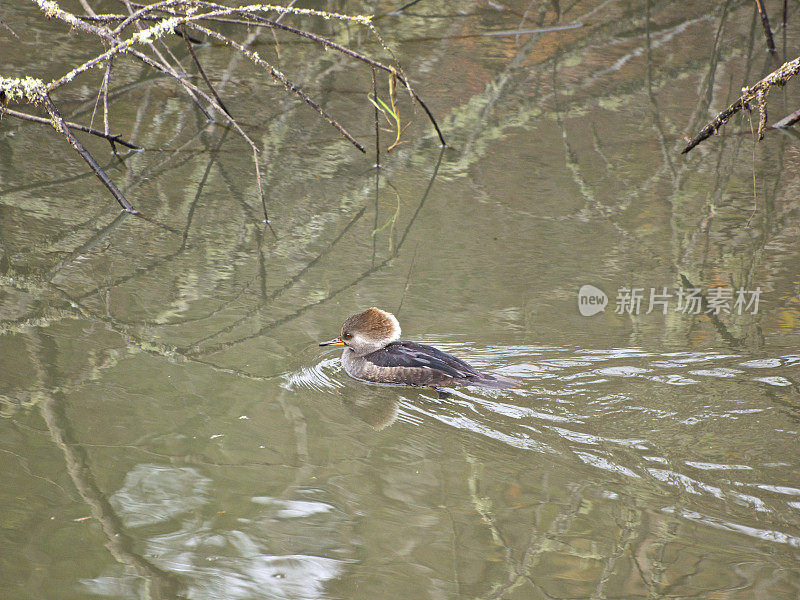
[401, 23, 584, 41]
[0, 15, 19, 38]
[41, 95, 137, 213]
[101, 56, 116, 154]
[754, 0, 776, 55]
[180, 22, 231, 116]
[166, 2, 447, 146]
[77, 0, 96, 16]
[16, 0, 444, 216]
[253, 147, 275, 234]
[121, 0, 193, 96]
[127, 45, 253, 144]
[111, 0, 372, 36]
[372, 66, 380, 167]
[772, 107, 800, 128]
[390, 0, 424, 14]
[756, 89, 767, 139]
[248, 9, 447, 146]
[746, 108, 758, 228]
[273, 0, 297, 24]
[110, 0, 186, 34]
[30, 3, 266, 208]
[38, 3, 215, 121]
[121, 0, 213, 119]
[0, 106, 141, 149]
[681, 54, 800, 154]
[34, 14, 203, 123]
[75, 12, 160, 23]
[396, 243, 419, 316]
[92, 1, 447, 146]
[396, 76, 446, 147]
[189, 22, 366, 153]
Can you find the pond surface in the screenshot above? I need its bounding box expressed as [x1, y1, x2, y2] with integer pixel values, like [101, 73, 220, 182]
[1, 1, 799, 598]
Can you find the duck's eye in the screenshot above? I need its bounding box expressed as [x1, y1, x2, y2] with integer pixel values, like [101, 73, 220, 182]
[342, 332, 352, 340]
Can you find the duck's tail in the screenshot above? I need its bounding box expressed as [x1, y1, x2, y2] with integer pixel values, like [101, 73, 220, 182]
[468, 372, 521, 389]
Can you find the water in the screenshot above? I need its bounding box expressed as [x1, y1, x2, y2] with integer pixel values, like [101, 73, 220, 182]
[1, 0, 799, 598]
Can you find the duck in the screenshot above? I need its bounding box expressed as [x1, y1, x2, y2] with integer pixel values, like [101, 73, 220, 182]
[319, 307, 520, 389]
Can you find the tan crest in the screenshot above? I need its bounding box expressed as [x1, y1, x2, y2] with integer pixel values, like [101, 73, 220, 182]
[341, 307, 401, 341]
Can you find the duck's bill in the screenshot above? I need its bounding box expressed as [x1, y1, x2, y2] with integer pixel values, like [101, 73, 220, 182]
[319, 337, 345, 347]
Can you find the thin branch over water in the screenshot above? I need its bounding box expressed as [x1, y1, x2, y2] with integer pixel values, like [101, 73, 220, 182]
[1, 0, 446, 215]
[682, 54, 800, 153]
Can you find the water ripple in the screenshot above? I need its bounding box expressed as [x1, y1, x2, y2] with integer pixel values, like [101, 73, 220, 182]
[314, 343, 798, 532]
[662, 507, 800, 548]
[318, 343, 800, 552]
[281, 358, 343, 393]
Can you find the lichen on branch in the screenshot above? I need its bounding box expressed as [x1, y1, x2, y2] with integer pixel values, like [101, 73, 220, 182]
[0, 76, 47, 104]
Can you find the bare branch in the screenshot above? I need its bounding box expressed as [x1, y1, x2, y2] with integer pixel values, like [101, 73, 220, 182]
[90, 1, 448, 146]
[13, 0, 445, 215]
[682, 54, 800, 154]
[773, 108, 800, 129]
[190, 22, 365, 153]
[0, 106, 142, 149]
[754, 0, 777, 56]
[180, 22, 231, 116]
[41, 95, 137, 213]
[0, 16, 19, 38]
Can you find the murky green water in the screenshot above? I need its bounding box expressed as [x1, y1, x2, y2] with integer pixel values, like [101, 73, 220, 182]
[2, 1, 799, 598]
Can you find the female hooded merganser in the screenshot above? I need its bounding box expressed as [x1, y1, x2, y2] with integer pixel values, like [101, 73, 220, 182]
[319, 307, 520, 389]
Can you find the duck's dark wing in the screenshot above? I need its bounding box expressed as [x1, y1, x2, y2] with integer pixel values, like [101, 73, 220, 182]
[362, 341, 520, 389]
[365, 341, 481, 379]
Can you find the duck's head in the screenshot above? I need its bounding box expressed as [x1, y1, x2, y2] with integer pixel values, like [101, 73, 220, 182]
[319, 307, 401, 356]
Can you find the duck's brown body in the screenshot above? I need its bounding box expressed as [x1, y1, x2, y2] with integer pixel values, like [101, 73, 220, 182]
[320, 308, 520, 390]
[342, 341, 519, 389]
